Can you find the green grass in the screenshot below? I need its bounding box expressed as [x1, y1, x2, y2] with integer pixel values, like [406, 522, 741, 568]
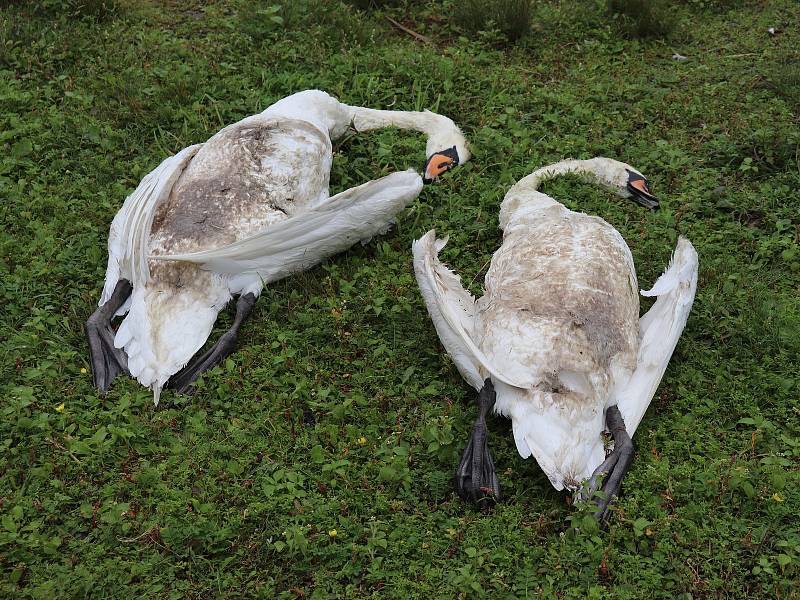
[1, 0, 799, 597]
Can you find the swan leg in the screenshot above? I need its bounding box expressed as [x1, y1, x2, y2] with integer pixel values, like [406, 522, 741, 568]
[86, 279, 133, 392]
[166, 292, 257, 395]
[455, 378, 501, 506]
[580, 405, 634, 522]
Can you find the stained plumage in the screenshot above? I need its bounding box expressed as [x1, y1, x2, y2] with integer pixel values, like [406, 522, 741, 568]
[88, 90, 469, 403]
[413, 157, 698, 517]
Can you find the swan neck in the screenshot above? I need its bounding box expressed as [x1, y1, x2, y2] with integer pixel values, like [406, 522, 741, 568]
[528, 159, 609, 192]
[499, 158, 616, 230]
[348, 107, 461, 156]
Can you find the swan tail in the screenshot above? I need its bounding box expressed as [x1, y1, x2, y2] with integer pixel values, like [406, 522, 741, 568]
[148, 169, 423, 280]
[114, 274, 229, 404]
[493, 382, 606, 491]
[100, 144, 202, 311]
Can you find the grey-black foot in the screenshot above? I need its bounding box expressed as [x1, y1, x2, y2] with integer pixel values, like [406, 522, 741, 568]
[579, 405, 634, 522]
[455, 378, 500, 506]
[86, 279, 132, 392]
[166, 293, 257, 395]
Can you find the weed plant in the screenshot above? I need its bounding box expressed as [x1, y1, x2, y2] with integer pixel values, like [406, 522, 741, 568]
[14, 0, 121, 19]
[765, 57, 800, 112]
[345, 0, 423, 9]
[607, 0, 676, 39]
[454, 0, 532, 43]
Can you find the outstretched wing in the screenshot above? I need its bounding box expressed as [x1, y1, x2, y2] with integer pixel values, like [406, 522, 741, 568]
[412, 230, 528, 390]
[150, 169, 423, 283]
[614, 236, 699, 435]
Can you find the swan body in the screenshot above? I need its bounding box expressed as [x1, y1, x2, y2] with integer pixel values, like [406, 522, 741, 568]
[413, 158, 697, 495]
[90, 90, 469, 403]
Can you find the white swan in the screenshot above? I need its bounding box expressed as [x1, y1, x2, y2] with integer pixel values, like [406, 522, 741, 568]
[87, 89, 470, 404]
[413, 157, 697, 519]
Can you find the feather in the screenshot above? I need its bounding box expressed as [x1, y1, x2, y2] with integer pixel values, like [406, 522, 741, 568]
[99, 144, 202, 307]
[412, 230, 529, 390]
[615, 236, 698, 434]
[500, 383, 605, 491]
[114, 273, 230, 405]
[150, 170, 424, 281]
[412, 231, 484, 390]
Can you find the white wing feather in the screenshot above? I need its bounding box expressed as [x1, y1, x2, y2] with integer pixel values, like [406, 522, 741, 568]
[615, 236, 699, 434]
[100, 144, 202, 306]
[150, 169, 423, 280]
[412, 230, 528, 390]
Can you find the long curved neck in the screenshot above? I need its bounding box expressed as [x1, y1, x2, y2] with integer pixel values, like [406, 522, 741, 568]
[259, 91, 466, 159]
[346, 106, 464, 157]
[499, 158, 618, 230]
[520, 158, 612, 193]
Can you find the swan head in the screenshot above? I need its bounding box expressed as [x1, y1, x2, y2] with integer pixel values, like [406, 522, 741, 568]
[588, 158, 659, 210]
[623, 167, 659, 210]
[423, 146, 461, 183]
[422, 112, 470, 183]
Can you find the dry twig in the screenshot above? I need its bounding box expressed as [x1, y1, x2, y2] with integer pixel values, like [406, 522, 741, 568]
[386, 16, 432, 44]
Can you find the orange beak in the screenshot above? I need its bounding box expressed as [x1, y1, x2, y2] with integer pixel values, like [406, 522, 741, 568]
[424, 153, 455, 182]
[625, 174, 659, 210]
[629, 178, 651, 195]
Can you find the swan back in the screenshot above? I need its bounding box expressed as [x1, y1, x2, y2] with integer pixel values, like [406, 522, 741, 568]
[481, 202, 640, 487]
[150, 116, 332, 260]
[483, 202, 639, 400]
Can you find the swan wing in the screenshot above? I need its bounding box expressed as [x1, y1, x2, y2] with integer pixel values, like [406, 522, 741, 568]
[412, 231, 528, 390]
[615, 236, 698, 435]
[150, 169, 423, 281]
[100, 144, 202, 307]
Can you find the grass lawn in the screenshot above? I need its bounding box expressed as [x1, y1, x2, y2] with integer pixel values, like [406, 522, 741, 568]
[1, 0, 799, 597]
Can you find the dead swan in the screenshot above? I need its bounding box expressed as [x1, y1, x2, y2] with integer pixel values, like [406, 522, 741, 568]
[87, 90, 470, 403]
[413, 157, 697, 519]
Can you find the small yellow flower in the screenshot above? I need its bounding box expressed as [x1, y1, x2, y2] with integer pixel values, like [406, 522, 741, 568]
[772, 492, 785, 503]
[645, 527, 654, 537]
[80, 367, 87, 374]
[328, 529, 337, 538]
[358, 437, 366, 446]
[55, 403, 65, 413]
[421, 542, 429, 549]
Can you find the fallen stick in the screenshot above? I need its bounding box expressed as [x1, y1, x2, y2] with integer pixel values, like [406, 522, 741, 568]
[386, 16, 432, 44]
[46, 437, 81, 464]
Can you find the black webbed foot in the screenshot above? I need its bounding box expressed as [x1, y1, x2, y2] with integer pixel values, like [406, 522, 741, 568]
[166, 293, 257, 395]
[86, 279, 132, 392]
[455, 378, 500, 506]
[578, 405, 635, 522]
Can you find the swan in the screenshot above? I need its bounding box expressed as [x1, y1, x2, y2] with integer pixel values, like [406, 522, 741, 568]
[412, 157, 698, 519]
[86, 89, 470, 404]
